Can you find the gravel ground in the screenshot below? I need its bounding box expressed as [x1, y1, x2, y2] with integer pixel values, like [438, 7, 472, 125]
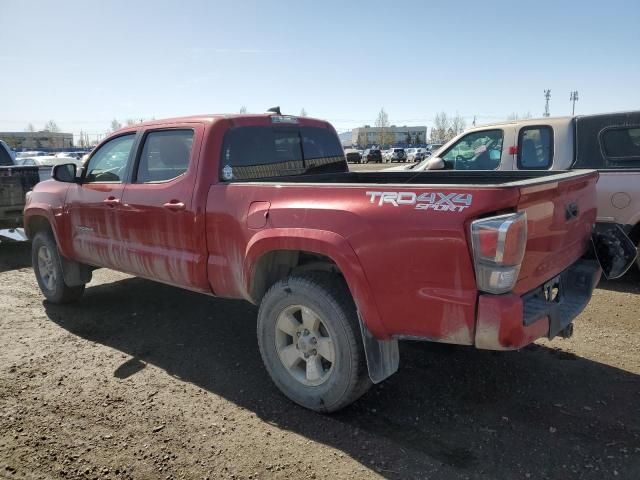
[0, 241, 639, 480]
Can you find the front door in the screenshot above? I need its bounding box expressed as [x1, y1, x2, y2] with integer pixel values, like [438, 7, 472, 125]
[65, 133, 137, 267]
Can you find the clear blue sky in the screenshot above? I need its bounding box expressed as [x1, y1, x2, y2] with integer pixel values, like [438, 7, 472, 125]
[1, 0, 639, 137]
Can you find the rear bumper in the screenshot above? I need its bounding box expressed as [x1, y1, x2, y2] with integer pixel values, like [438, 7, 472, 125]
[474, 258, 601, 350]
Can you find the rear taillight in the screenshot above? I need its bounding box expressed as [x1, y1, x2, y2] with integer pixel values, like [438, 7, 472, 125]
[470, 212, 527, 294]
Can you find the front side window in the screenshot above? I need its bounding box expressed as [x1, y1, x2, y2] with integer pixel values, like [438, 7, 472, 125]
[601, 127, 640, 167]
[84, 134, 135, 183]
[441, 129, 503, 170]
[135, 129, 194, 183]
[518, 126, 553, 169]
[220, 126, 345, 180]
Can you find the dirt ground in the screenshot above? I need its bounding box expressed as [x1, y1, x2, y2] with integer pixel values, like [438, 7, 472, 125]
[0, 241, 639, 480]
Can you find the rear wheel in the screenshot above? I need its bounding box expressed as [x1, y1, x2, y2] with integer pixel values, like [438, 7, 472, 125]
[32, 231, 85, 304]
[257, 272, 371, 412]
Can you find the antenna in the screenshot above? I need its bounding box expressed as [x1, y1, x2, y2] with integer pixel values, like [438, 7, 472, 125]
[267, 106, 282, 115]
[543, 89, 551, 117]
[570, 91, 579, 116]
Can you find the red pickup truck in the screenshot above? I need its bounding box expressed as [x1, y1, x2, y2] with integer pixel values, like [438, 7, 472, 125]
[23, 113, 634, 412]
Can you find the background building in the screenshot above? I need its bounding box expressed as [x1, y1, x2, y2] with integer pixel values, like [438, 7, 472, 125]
[351, 126, 428, 147]
[0, 131, 73, 150]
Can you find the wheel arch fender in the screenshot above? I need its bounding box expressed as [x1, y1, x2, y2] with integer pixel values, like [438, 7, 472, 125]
[24, 208, 64, 248]
[26, 208, 90, 286]
[245, 228, 399, 383]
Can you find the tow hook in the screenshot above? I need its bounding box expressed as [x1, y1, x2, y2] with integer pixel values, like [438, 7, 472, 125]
[559, 323, 574, 339]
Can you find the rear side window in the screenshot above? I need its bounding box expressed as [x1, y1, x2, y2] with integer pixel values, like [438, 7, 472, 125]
[135, 129, 194, 183]
[601, 127, 640, 165]
[518, 126, 553, 169]
[220, 126, 346, 181]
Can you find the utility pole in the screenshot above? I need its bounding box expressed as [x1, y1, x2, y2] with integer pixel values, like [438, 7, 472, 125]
[543, 89, 551, 117]
[570, 91, 579, 115]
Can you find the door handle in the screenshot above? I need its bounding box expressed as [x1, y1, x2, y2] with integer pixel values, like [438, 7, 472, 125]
[163, 201, 186, 211]
[103, 197, 120, 207]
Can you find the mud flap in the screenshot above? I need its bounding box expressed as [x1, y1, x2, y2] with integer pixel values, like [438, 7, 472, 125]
[591, 223, 637, 280]
[60, 255, 93, 287]
[358, 314, 399, 384]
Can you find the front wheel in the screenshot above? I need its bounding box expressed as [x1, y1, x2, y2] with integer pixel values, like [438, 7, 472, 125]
[257, 272, 371, 412]
[32, 231, 85, 304]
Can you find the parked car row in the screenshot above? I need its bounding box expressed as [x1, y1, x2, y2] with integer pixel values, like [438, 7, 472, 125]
[345, 145, 444, 163]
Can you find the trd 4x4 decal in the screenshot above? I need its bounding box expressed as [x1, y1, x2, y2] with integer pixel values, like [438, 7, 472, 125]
[365, 191, 473, 212]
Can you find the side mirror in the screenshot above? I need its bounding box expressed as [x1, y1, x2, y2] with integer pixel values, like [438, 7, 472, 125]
[425, 157, 445, 170]
[52, 163, 77, 183]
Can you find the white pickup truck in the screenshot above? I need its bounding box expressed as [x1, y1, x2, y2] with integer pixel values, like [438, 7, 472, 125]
[389, 112, 640, 265]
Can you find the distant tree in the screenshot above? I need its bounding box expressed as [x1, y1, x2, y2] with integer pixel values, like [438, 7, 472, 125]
[405, 132, 412, 144]
[507, 111, 532, 121]
[446, 127, 456, 140]
[110, 119, 122, 132]
[375, 108, 394, 146]
[431, 112, 449, 142]
[414, 132, 422, 145]
[299, 108, 307, 117]
[239, 106, 247, 114]
[25, 123, 35, 132]
[451, 113, 466, 137]
[43, 120, 59, 132]
[125, 118, 137, 126]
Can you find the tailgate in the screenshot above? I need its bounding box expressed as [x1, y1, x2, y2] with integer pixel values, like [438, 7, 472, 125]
[513, 170, 598, 294]
[0, 166, 40, 207]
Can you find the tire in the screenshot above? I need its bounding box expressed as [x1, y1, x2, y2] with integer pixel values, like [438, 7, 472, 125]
[257, 272, 372, 412]
[32, 231, 85, 304]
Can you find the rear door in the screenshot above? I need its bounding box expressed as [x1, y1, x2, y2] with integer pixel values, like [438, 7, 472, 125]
[117, 124, 208, 291]
[65, 133, 137, 267]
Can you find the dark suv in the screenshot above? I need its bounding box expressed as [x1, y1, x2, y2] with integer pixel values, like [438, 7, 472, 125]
[362, 148, 383, 163]
[345, 149, 362, 163]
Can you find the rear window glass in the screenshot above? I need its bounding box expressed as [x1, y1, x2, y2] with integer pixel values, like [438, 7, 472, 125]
[601, 127, 640, 165]
[518, 126, 553, 169]
[220, 126, 346, 181]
